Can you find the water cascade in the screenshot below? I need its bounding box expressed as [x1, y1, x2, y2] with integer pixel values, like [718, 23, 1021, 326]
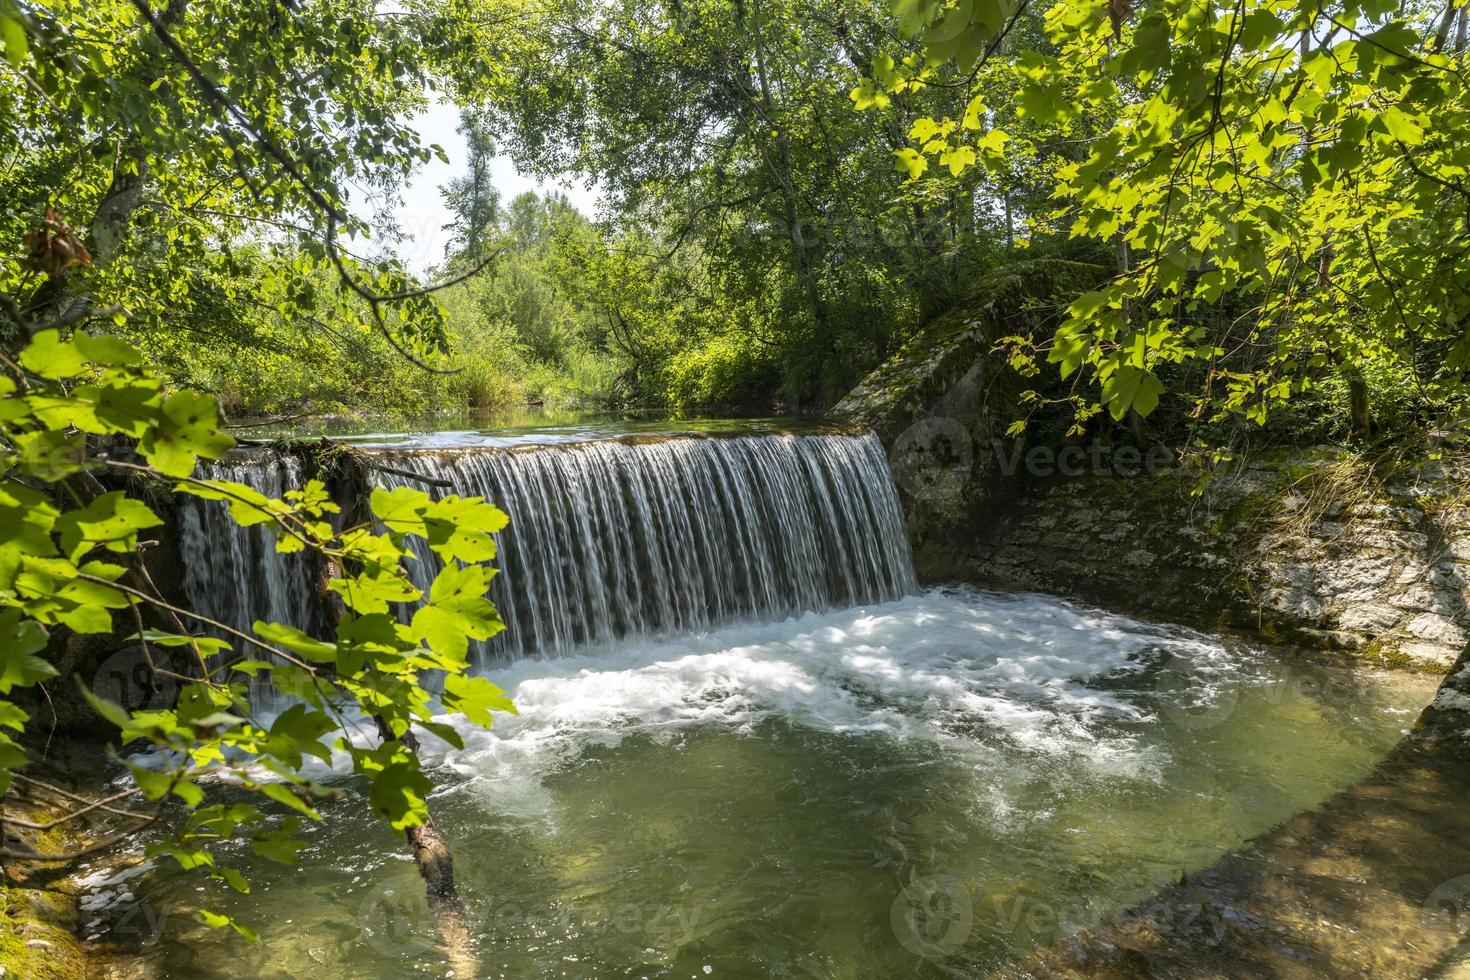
[178, 429, 917, 668]
[178, 452, 326, 644]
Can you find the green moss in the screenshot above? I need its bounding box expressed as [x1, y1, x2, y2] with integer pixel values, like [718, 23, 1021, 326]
[1359, 638, 1449, 673]
[0, 886, 85, 980]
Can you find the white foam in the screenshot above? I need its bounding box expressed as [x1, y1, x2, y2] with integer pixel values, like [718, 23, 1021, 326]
[405, 588, 1225, 810]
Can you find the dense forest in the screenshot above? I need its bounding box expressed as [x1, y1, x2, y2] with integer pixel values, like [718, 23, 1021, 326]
[3, 0, 1470, 972]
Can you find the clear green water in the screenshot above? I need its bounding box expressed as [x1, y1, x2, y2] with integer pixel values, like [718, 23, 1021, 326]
[84, 588, 1434, 978]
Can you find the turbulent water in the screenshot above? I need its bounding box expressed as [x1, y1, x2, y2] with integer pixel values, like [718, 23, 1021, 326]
[88, 588, 1433, 978]
[179, 429, 916, 666]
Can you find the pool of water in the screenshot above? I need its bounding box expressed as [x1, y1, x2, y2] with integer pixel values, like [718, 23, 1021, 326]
[84, 588, 1435, 978]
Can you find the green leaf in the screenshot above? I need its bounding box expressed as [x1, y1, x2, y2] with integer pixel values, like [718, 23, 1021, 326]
[253, 621, 338, 663]
[252, 817, 309, 864]
[0, 612, 53, 693]
[196, 908, 259, 942]
[442, 674, 516, 728]
[893, 148, 928, 181]
[260, 782, 322, 820]
[128, 763, 173, 800]
[54, 492, 162, 560]
[0, 12, 29, 67]
[421, 496, 508, 562]
[73, 334, 141, 366]
[141, 391, 232, 477]
[18, 330, 86, 380]
[1101, 365, 1166, 420]
[131, 629, 232, 656]
[410, 564, 503, 662]
[214, 869, 251, 894]
[363, 747, 432, 830]
[1379, 106, 1424, 146]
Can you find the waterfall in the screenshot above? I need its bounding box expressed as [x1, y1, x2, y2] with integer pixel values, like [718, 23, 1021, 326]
[177, 452, 325, 656]
[376, 431, 917, 662]
[178, 430, 916, 670]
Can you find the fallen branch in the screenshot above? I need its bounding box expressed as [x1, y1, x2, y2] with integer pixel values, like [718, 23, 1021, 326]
[367, 462, 453, 489]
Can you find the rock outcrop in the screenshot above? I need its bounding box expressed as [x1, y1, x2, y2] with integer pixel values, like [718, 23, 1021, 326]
[831, 258, 1107, 579]
[973, 451, 1470, 670]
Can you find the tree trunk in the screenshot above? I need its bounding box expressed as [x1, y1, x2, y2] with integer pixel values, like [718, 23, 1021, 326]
[747, 2, 830, 352]
[1436, 0, 1461, 52]
[1346, 369, 1372, 441]
[371, 718, 479, 978]
[1003, 187, 1013, 250]
[24, 0, 187, 330]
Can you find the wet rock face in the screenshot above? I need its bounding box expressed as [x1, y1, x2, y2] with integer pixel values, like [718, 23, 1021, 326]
[832, 261, 1110, 579]
[970, 452, 1470, 671]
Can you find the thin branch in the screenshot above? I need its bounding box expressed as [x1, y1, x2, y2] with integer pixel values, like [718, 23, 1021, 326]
[368, 462, 453, 489]
[13, 773, 155, 821]
[0, 295, 125, 338]
[2, 787, 152, 830]
[74, 573, 319, 675]
[0, 813, 164, 862]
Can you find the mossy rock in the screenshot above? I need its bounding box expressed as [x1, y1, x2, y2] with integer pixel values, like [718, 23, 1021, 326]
[0, 885, 85, 980]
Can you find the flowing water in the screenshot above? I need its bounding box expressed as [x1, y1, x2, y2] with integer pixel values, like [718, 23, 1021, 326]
[107, 423, 1437, 978]
[180, 423, 915, 668]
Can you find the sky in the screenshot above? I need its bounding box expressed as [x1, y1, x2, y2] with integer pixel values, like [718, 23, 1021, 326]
[387, 100, 600, 273]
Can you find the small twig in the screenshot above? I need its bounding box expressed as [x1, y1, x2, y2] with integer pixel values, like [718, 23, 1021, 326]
[0, 294, 126, 338]
[2, 787, 152, 830]
[13, 773, 156, 821]
[368, 462, 453, 489]
[74, 574, 319, 674]
[0, 814, 163, 862]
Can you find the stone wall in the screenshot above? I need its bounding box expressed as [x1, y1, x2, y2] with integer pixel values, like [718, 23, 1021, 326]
[831, 259, 1108, 581]
[967, 451, 1470, 670]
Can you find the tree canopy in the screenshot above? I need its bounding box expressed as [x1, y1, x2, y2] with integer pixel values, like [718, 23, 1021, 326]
[3, 0, 1470, 959]
[858, 0, 1470, 445]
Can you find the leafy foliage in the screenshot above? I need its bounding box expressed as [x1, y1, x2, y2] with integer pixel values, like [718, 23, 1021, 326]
[0, 1, 518, 939]
[0, 325, 514, 932]
[443, 0, 1032, 409]
[860, 0, 1470, 442]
